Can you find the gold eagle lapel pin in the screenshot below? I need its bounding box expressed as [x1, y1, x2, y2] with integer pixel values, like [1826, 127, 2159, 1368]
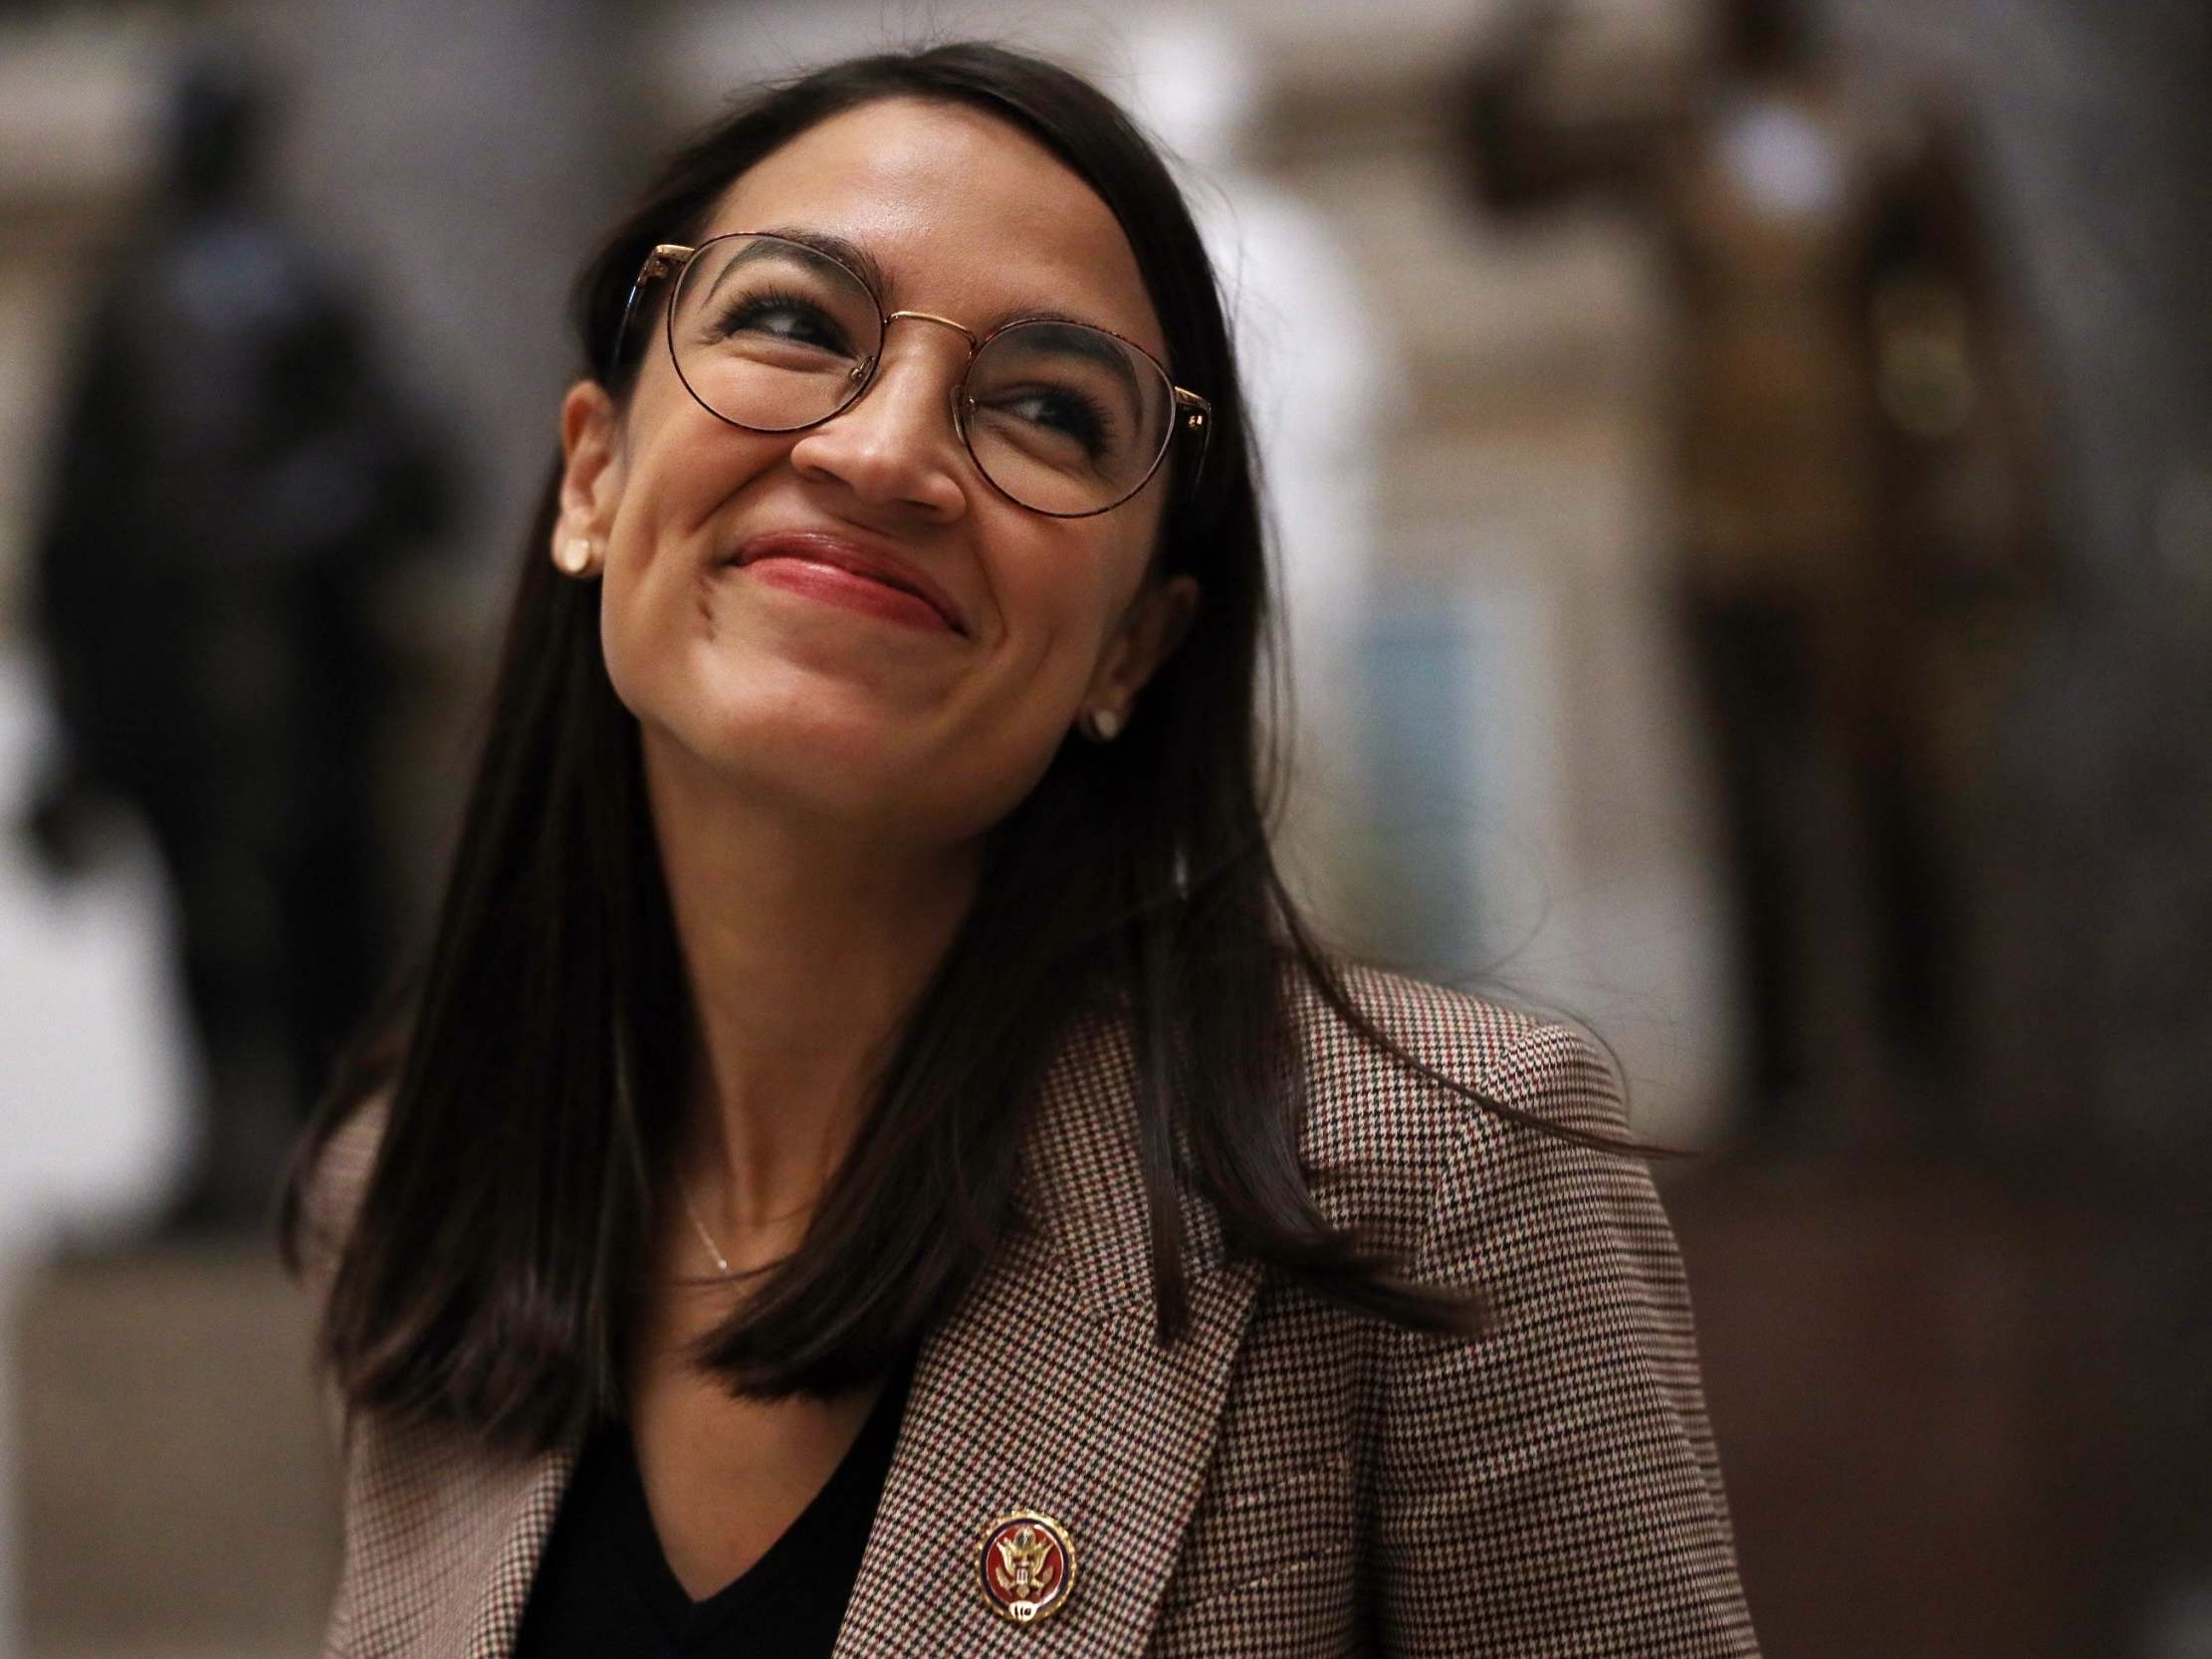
[979, 1512, 1076, 1625]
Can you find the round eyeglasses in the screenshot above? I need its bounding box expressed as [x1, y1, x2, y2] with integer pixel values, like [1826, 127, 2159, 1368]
[614, 233, 1212, 518]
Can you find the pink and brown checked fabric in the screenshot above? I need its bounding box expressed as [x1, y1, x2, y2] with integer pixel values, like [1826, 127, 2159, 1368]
[303, 967, 1760, 1656]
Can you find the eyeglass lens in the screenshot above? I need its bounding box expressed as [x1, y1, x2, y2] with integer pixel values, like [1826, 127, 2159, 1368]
[666, 235, 1177, 516]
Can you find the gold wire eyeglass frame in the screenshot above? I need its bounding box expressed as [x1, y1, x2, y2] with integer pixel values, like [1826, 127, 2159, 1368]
[611, 233, 1213, 519]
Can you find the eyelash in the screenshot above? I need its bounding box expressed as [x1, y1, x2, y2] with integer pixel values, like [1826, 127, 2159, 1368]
[708, 287, 849, 347]
[1001, 384, 1114, 455]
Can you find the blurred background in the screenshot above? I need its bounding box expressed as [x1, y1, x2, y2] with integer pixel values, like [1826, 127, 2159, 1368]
[0, 0, 2205, 1653]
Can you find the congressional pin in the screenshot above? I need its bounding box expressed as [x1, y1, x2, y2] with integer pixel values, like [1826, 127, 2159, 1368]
[979, 1511, 1076, 1625]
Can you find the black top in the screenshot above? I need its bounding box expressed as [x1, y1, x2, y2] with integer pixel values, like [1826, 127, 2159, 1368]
[513, 1349, 917, 1658]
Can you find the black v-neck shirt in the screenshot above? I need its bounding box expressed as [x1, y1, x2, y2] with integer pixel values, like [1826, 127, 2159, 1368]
[513, 1348, 918, 1657]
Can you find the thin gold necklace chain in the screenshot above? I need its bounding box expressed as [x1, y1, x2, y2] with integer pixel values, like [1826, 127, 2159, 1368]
[678, 1178, 735, 1277]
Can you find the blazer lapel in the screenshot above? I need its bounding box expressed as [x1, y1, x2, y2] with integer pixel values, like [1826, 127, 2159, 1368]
[834, 1015, 1262, 1656]
[459, 1444, 575, 1659]
[333, 1419, 575, 1659]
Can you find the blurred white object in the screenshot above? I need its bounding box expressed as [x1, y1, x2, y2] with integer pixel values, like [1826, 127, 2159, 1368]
[1124, 9, 1391, 939]
[1715, 92, 1850, 221]
[0, 646, 196, 1252]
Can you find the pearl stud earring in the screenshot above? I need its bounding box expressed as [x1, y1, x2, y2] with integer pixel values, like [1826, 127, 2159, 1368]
[1086, 708, 1123, 742]
[554, 534, 597, 576]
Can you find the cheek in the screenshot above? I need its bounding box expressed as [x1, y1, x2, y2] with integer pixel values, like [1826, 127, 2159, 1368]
[596, 557, 667, 724]
[945, 522, 1157, 774]
[802, 523, 1099, 821]
[992, 516, 1158, 671]
[596, 427, 790, 699]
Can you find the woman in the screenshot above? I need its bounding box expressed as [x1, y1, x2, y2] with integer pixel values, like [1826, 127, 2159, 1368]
[285, 42, 1757, 1658]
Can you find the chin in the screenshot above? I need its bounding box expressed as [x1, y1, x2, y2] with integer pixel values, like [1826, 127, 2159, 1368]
[687, 701, 916, 799]
[664, 690, 958, 828]
[623, 651, 1060, 842]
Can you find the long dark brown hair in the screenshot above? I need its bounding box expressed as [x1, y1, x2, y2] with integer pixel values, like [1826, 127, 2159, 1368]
[280, 41, 1623, 1455]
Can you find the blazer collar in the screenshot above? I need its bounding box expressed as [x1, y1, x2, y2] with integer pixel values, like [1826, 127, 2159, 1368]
[441, 1012, 1260, 1658]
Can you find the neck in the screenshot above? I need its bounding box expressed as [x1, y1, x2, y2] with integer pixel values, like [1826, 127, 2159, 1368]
[644, 734, 982, 1254]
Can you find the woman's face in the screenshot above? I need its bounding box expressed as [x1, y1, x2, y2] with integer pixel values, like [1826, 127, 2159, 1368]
[557, 97, 1199, 846]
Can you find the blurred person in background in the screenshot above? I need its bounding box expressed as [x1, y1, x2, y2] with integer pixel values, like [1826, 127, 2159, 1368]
[21, 45, 453, 1232]
[1457, 0, 2051, 1150]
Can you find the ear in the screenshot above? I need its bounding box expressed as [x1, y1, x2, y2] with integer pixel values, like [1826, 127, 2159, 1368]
[1083, 574, 1201, 723]
[554, 379, 624, 556]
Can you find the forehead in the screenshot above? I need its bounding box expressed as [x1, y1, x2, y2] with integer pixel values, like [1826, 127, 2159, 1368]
[700, 98, 1164, 356]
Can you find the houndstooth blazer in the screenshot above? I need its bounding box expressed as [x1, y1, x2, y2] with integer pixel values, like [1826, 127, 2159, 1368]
[306, 966, 1759, 1656]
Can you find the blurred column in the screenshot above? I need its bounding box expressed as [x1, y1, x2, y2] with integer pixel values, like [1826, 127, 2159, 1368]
[1239, 0, 1738, 1146]
[0, 20, 193, 1225]
[0, 22, 187, 1652]
[1832, 0, 2212, 1168]
[226, 0, 632, 926]
[1757, 3, 2212, 1650]
[257, 0, 629, 544]
[1120, 10, 1390, 948]
[2, 4, 634, 1653]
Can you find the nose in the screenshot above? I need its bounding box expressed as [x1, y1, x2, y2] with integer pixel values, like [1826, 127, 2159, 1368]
[785, 321, 973, 522]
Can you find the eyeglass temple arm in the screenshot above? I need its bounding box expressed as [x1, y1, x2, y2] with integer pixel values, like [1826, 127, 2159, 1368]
[1173, 388, 1213, 487]
[607, 244, 700, 383]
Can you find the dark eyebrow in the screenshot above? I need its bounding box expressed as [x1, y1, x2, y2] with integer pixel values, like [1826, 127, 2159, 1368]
[991, 317, 1149, 420]
[747, 225, 890, 302]
[743, 227, 1148, 349]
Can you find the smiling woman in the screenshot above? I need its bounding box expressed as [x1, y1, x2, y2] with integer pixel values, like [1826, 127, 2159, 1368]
[569, 97, 1198, 846]
[280, 42, 1757, 1659]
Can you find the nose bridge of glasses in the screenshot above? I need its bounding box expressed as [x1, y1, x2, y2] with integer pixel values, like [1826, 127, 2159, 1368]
[847, 311, 983, 441]
[882, 309, 982, 355]
[821, 312, 976, 469]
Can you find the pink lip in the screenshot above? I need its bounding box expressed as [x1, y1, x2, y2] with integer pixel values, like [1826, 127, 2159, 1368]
[726, 530, 967, 636]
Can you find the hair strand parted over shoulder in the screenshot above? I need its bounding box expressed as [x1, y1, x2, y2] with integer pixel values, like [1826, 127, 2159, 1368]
[278, 40, 1635, 1456]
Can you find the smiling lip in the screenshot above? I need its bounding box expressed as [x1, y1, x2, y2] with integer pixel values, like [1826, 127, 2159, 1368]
[725, 530, 967, 635]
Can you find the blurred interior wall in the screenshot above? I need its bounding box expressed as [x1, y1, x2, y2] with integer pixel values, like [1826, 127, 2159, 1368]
[1830, 0, 2212, 1166]
[247, 0, 630, 557]
[1721, 2, 2212, 1646]
[1826, 0, 2211, 601]
[221, 0, 635, 932]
